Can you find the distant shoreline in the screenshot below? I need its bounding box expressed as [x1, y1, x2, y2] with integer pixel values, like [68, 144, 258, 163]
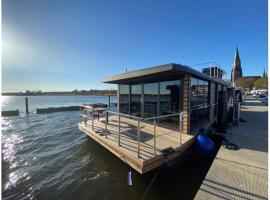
[2, 89, 117, 96]
[2, 93, 116, 96]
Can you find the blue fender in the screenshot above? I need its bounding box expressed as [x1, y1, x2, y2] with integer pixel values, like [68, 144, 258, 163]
[196, 134, 215, 155]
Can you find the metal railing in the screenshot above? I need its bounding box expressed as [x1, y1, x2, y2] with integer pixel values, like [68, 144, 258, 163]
[80, 105, 184, 158]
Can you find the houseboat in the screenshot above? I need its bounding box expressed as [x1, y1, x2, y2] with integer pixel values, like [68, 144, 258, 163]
[78, 63, 230, 174]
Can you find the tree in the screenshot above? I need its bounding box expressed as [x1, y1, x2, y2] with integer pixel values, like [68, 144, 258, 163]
[235, 77, 260, 90]
[72, 89, 78, 94]
[253, 77, 268, 89]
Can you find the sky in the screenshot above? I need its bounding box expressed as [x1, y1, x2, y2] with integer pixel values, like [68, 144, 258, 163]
[2, 0, 268, 92]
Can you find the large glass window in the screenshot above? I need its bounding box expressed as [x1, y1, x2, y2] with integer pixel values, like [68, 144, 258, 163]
[203, 81, 209, 119]
[119, 84, 129, 114]
[197, 79, 204, 105]
[190, 77, 209, 128]
[131, 84, 142, 117]
[160, 80, 181, 115]
[118, 78, 182, 123]
[144, 83, 159, 117]
[191, 78, 198, 107]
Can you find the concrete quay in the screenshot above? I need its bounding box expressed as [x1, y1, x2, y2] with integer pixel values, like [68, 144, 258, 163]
[195, 100, 268, 200]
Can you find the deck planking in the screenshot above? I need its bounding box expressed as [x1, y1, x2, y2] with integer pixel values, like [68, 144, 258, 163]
[79, 115, 194, 174]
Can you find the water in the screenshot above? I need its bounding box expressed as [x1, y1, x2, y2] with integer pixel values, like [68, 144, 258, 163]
[1, 95, 116, 113]
[2, 96, 220, 200]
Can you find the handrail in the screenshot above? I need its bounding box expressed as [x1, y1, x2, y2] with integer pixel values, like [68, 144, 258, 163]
[106, 110, 183, 121]
[106, 110, 142, 120]
[191, 103, 217, 111]
[80, 106, 184, 158]
[81, 105, 184, 121]
[144, 112, 181, 121]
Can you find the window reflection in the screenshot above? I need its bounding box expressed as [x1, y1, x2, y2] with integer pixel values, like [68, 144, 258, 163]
[160, 80, 181, 115]
[144, 83, 158, 117]
[131, 84, 142, 117]
[118, 78, 182, 121]
[190, 77, 209, 128]
[119, 84, 129, 114]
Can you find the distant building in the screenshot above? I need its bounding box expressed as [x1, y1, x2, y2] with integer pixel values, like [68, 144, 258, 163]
[231, 47, 243, 82]
[202, 66, 224, 79]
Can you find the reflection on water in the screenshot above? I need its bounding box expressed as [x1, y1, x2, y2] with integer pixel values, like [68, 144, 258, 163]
[2, 96, 218, 200]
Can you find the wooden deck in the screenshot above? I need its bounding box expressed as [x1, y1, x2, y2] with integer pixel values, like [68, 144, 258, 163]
[78, 116, 194, 174]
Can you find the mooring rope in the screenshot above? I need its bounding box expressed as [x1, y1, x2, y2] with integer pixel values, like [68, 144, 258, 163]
[140, 157, 165, 200]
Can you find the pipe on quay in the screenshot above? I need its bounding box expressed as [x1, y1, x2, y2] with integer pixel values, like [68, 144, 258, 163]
[2, 110, 19, 117]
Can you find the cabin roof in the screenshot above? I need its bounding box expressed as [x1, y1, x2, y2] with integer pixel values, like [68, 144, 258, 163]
[101, 63, 230, 86]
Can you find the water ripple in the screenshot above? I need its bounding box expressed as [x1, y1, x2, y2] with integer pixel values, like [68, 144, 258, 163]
[2, 108, 209, 200]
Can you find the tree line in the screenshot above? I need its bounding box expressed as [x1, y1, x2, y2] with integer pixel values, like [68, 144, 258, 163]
[2, 89, 117, 96]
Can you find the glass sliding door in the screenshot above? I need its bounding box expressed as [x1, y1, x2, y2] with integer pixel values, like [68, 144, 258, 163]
[144, 83, 159, 118]
[197, 79, 205, 122]
[159, 80, 181, 115]
[190, 77, 210, 129]
[119, 84, 130, 114]
[204, 81, 209, 120]
[131, 84, 142, 117]
[190, 77, 198, 125]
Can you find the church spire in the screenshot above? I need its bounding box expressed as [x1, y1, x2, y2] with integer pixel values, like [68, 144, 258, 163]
[263, 68, 267, 77]
[234, 47, 241, 66]
[231, 47, 243, 82]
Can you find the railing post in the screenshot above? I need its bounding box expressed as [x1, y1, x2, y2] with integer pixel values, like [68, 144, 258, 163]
[153, 119, 157, 156]
[84, 109, 87, 126]
[179, 112, 184, 145]
[79, 106, 82, 122]
[92, 108, 94, 131]
[105, 111, 108, 138]
[137, 119, 141, 158]
[118, 115, 121, 146]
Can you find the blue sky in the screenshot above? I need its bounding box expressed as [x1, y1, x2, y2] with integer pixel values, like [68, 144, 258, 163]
[2, 0, 268, 92]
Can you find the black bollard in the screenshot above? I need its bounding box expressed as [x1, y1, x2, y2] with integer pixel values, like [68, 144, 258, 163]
[25, 97, 29, 115]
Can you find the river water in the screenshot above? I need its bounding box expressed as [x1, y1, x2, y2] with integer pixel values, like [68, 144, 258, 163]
[2, 96, 218, 200]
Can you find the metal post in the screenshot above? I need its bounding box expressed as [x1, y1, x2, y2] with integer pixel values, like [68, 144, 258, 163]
[153, 119, 157, 156]
[25, 97, 29, 115]
[79, 106, 81, 122]
[92, 108, 94, 131]
[237, 102, 240, 125]
[105, 111, 108, 138]
[137, 119, 141, 158]
[106, 108, 109, 124]
[108, 96, 111, 109]
[179, 112, 184, 145]
[118, 115, 121, 146]
[84, 109, 87, 126]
